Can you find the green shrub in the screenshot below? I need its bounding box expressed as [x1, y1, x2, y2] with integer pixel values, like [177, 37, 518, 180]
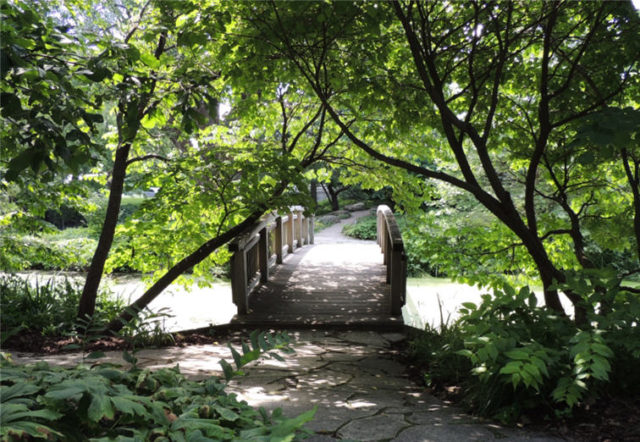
[0, 275, 124, 338]
[0, 331, 314, 440]
[409, 282, 640, 423]
[343, 213, 445, 277]
[342, 215, 377, 240]
[408, 323, 470, 389]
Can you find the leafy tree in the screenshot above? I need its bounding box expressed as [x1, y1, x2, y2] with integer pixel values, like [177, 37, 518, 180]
[228, 0, 640, 322]
[104, 83, 344, 332]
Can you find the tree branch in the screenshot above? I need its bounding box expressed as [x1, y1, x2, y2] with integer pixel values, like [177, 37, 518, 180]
[126, 154, 171, 167]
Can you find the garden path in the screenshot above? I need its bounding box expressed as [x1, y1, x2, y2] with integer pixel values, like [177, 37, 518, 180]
[11, 330, 563, 441]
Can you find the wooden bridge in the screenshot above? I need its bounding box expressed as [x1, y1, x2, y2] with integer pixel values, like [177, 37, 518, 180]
[227, 205, 406, 330]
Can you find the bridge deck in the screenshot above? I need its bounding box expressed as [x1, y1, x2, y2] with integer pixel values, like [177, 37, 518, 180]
[231, 214, 403, 329]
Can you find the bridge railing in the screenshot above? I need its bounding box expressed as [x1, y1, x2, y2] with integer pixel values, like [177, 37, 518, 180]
[228, 206, 314, 315]
[376, 205, 407, 315]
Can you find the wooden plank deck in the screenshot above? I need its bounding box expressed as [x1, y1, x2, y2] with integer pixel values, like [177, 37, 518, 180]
[230, 225, 403, 330]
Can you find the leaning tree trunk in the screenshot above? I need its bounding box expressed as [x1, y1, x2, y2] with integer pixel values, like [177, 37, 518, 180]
[77, 143, 131, 318]
[103, 172, 304, 333]
[104, 211, 263, 333]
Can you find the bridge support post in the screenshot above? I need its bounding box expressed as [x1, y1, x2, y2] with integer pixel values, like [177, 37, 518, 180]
[377, 205, 407, 316]
[390, 250, 405, 315]
[275, 216, 283, 264]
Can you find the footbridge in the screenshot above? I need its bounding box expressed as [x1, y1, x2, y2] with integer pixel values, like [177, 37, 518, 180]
[228, 205, 406, 329]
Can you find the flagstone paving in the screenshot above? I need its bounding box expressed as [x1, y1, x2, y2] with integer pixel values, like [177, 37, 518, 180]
[11, 329, 565, 441]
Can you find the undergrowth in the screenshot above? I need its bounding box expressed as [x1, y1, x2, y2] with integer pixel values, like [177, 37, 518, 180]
[409, 280, 640, 424]
[0, 275, 124, 339]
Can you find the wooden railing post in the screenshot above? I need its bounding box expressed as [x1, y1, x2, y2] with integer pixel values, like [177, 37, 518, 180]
[259, 226, 269, 283]
[275, 216, 283, 264]
[295, 209, 303, 248]
[286, 211, 294, 254]
[229, 207, 315, 316]
[302, 215, 309, 245]
[230, 247, 248, 315]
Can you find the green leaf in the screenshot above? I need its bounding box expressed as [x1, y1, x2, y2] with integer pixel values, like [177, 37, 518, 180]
[123, 350, 138, 365]
[219, 359, 234, 381]
[505, 349, 529, 360]
[269, 352, 285, 362]
[228, 344, 242, 369]
[250, 330, 260, 351]
[110, 396, 147, 417]
[456, 349, 474, 359]
[44, 381, 87, 400]
[499, 361, 522, 375]
[88, 393, 115, 422]
[140, 52, 159, 68]
[0, 383, 40, 402]
[212, 404, 239, 422]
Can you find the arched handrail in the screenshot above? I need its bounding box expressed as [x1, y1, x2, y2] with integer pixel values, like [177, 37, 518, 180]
[376, 205, 407, 315]
[228, 206, 314, 315]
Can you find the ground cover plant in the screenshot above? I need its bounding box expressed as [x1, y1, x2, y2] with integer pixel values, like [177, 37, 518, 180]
[0, 331, 314, 441]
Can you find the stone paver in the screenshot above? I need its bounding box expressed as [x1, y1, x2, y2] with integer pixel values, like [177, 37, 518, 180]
[11, 329, 565, 441]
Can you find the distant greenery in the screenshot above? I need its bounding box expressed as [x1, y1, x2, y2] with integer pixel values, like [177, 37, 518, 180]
[0, 234, 96, 272]
[0, 195, 146, 273]
[86, 195, 146, 237]
[409, 282, 640, 424]
[342, 214, 376, 240]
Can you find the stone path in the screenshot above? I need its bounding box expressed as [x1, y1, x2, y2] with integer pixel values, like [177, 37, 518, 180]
[11, 329, 563, 441]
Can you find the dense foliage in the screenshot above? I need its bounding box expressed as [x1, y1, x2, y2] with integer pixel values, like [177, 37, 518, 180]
[227, 0, 640, 322]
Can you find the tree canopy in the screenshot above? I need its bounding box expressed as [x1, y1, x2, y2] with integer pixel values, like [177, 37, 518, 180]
[222, 0, 640, 321]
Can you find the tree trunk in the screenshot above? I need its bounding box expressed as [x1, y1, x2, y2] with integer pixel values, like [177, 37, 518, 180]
[77, 143, 131, 318]
[622, 149, 640, 261]
[103, 172, 302, 333]
[327, 184, 340, 210]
